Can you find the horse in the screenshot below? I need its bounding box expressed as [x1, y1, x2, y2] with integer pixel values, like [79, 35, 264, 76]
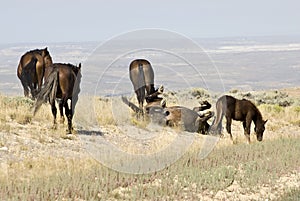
[34, 63, 81, 134]
[122, 89, 214, 134]
[210, 95, 268, 143]
[129, 59, 156, 112]
[19, 57, 38, 97]
[163, 106, 214, 133]
[17, 47, 53, 98]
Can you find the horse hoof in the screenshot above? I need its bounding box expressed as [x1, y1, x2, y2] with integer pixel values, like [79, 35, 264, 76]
[63, 134, 76, 140]
[66, 127, 73, 134]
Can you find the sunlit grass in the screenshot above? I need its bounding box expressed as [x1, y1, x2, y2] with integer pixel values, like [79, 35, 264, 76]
[0, 135, 299, 200]
[0, 92, 299, 200]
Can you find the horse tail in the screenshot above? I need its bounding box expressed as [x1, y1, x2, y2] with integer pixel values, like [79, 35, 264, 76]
[138, 62, 146, 97]
[209, 97, 225, 134]
[33, 69, 58, 115]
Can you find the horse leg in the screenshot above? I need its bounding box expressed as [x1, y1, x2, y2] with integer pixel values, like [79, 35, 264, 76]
[226, 117, 233, 141]
[137, 87, 145, 108]
[51, 102, 57, 129]
[36, 62, 43, 92]
[145, 84, 155, 96]
[244, 120, 251, 144]
[29, 83, 37, 100]
[57, 99, 65, 124]
[64, 99, 73, 134]
[20, 78, 30, 97]
[135, 87, 145, 116]
[32, 82, 39, 98]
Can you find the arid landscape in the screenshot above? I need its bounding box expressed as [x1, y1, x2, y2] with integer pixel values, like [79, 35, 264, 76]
[0, 36, 300, 200]
[0, 87, 299, 200]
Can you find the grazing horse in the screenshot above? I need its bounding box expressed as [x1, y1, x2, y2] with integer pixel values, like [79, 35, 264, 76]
[210, 95, 267, 143]
[129, 59, 156, 111]
[34, 63, 81, 134]
[17, 47, 53, 98]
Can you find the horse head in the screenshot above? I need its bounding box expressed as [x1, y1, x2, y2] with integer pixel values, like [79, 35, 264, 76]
[41, 47, 48, 57]
[254, 119, 268, 141]
[42, 47, 53, 67]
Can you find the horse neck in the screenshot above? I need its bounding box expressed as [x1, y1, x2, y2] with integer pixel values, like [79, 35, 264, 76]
[253, 109, 263, 126]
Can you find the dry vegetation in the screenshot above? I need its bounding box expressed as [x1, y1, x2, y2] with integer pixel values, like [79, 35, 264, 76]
[0, 88, 299, 200]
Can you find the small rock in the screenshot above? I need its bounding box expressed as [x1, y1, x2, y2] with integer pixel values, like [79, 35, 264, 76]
[214, 190, 227, 199]
[62, 134, 76, 140]
[0, 147, 8, 151]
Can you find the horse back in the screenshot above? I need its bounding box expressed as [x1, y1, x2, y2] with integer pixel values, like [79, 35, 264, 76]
[223, 95, 257, 121]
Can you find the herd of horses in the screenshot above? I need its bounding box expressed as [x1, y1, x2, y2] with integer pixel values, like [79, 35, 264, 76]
[17, 48, 81, 134]
[17, 48, 267, 143]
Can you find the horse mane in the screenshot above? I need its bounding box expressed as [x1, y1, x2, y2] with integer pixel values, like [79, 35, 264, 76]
[26, 48, 43, 55]
[26, 48, 50, 56]
[65, 63, 80, 73]
[53, 63, 81, 75]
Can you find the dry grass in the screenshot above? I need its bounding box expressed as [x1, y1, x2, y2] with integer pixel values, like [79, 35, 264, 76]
[277, 188, 300, 201]
[1, 136, 299, 200]
[0, 88, 299, 200]
[258, 104, 300, 132]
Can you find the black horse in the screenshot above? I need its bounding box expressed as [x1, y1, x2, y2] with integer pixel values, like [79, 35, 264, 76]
[34, 63, 81, 134]
[210, 95, 267, 143]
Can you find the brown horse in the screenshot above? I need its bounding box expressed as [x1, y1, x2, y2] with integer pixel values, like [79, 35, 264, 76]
[129, 59, 156, 111]
[34, 63, 81, 134]
[210, 95, 267, 143]
[122, 89, 214, 134]
[163, 106, 214, 133]
[17, 47, 53, 98]
[18, 57, 38, 96]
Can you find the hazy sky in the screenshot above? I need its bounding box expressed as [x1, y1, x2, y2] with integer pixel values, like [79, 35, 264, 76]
[1, 0, 300, 43]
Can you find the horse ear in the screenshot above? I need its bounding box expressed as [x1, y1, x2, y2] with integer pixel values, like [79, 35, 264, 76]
[78, 63, 81, 68]
[264, 120, 268, 124]
[45, 47, 48, 51]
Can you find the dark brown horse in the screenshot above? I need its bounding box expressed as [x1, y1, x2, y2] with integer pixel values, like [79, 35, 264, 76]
[34, 63, 81, 134]
[18, 57, 38, 97]
[17, 47, 53, 98]
[129, 59, 156, 111]
[210, 95, 267, 143]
